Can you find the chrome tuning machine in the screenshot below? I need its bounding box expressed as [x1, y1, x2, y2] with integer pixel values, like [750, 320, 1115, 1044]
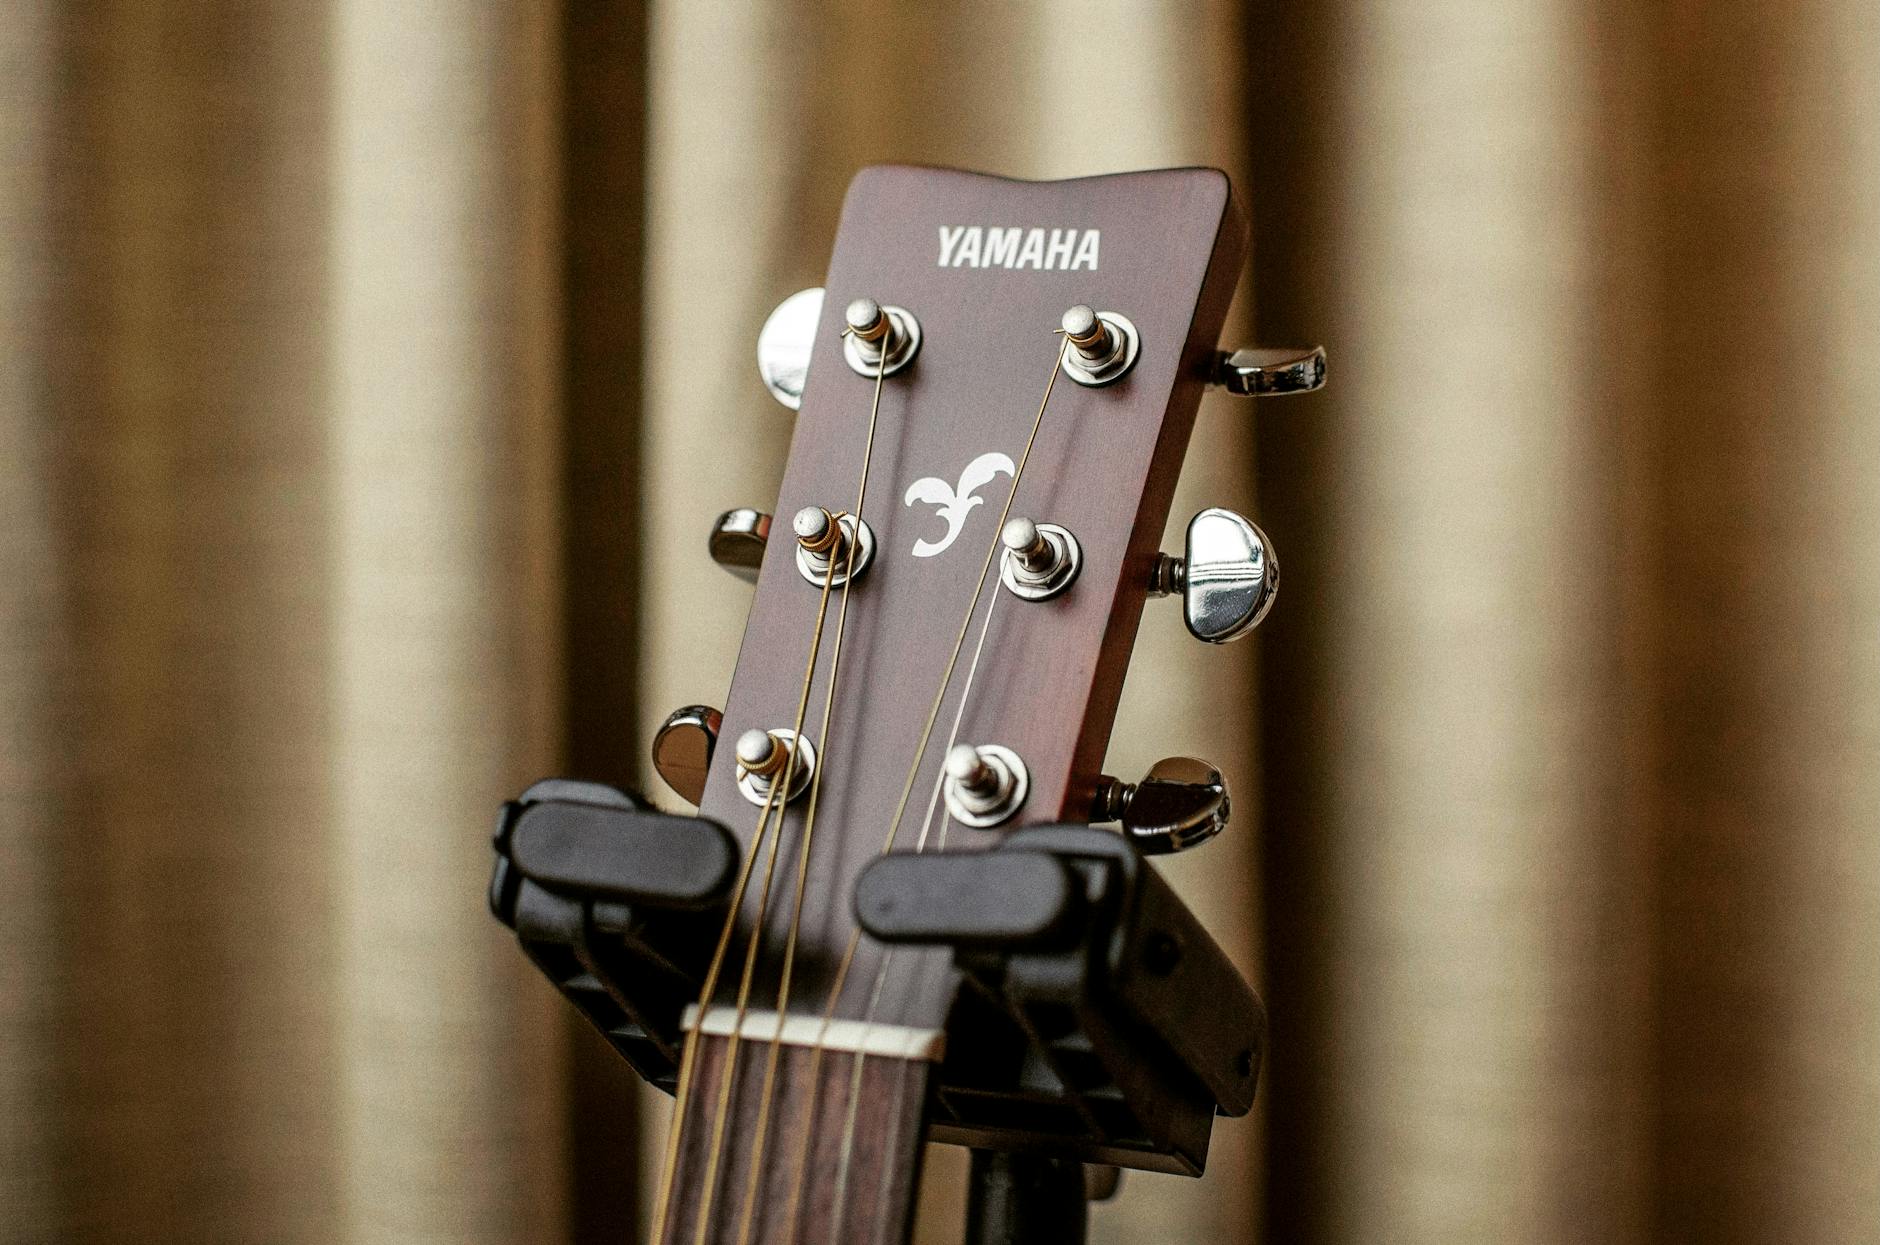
[1149, 508, 1279, 643]
[999, 517, 1081, 601]
[1209, 345, 1327, 396]
[757, 288, 822, 410]
[792, 505, 875, 587]
[708, 508, 770, 582]
[1093, 757, 1229, 854]
[734, 728, 816, 807]
[651, 705, 722, 805]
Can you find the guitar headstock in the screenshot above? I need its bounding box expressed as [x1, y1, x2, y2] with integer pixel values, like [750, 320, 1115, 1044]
[689, 165, 1264, 1032]
[494, 164, 1325, 1243]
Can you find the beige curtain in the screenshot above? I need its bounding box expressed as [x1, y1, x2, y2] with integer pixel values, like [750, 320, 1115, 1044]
[1248, 0, 1880, 1239]
[2, 2, 565, 1241]
[3, 2, 1874, 1244]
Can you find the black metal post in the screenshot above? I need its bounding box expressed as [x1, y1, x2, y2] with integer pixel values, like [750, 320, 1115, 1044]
[963, 1150, 1088, 1245]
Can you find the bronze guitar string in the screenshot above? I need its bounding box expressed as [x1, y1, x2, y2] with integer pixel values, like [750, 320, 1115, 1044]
[681, 539, 842, 1245]
[845, 475, 1015, 1242]
[652, 409, 861, 1239]
[660, 299, 897, 1244]
[787, 331, 1073, 1245]
[858, 562, 1006, 1241]
[855, 583, 1003, 1244]
[649, 763, 788, 1242]
[728, 325, 894, 1245]
[666, 308, 891, 1243]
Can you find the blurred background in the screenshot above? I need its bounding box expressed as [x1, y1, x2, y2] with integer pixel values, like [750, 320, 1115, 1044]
[3, 1, 1876, 1242]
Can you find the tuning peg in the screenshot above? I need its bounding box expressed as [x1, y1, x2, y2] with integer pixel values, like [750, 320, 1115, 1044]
[708, 508, 770, 582]
[1148, 508, 1278, 643]
[651, 705, 721, 805]
[1092, 757, 1229, 854]
[757, 287, 824, 409]
[1209, 345, 1326, 396]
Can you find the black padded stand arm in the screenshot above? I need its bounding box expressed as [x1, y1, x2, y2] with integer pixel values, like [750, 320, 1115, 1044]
[488, 779, 737, 1092]
[854, 825, 1266, 1177]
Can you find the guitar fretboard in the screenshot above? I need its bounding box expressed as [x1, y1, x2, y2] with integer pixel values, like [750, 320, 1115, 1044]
[657, 1032, 931, 1245]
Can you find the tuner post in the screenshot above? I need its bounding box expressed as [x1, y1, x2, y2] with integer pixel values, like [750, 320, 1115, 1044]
[845, 297, 889, 345]
[1061, 304, 1111, 358]
[793, 505, 839, 553]
[792, 505, 876, 587]
[943, 743, 1029, 828]
[735, 727, 817, 806]
[1060, 304, 1139, 387]
[842, 295, 921, 379]
[998, 516, 1082, 602]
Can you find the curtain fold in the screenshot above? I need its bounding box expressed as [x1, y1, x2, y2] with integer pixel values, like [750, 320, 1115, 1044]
[2, 2, 567, 1240]
[1253, 0, 1659, 1235]
[4, 4, 345, 1236]
[1646, 3, 1879, 1236]
[328, 4, 565, 1241]
[1250, 0, 1880, 1240]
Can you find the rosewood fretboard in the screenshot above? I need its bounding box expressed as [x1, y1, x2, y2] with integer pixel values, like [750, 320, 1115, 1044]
[657, 1034, 930, 1245]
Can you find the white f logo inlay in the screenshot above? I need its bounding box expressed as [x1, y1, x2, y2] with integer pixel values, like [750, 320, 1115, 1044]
[901, 451, 1016, 558]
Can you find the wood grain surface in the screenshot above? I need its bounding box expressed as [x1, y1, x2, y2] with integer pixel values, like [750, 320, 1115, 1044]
[667, 165, 1248, 1243]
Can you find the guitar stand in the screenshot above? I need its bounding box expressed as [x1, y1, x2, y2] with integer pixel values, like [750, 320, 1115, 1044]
[489, 785, 1265, 1244]
[487, 779, 740, 1092]
[855, 825, 1265, 1179]
[965, 1149, 1091, 1245]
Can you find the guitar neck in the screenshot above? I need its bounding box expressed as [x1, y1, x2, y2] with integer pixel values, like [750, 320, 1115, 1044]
[658, 1032, 932, 1245]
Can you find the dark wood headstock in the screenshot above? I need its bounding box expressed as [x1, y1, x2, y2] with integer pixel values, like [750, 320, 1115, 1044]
[705, 165, 1245, 1021]
[663, 165, 1249, 1244]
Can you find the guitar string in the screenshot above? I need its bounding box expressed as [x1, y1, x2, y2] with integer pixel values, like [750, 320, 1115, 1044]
[850, 564, 998, 1245]
[868, 1060, 920, 1245]
[810, 331, 1072, 1244]
[863, 574, 990, 1243]
[860, 671, 981, 1243]
[771, 536, 1018, 1241]
[729, 334, 893, 1245]
[648, 484, 846, 1242]
[647, 762, 787, 1242]
[684, 540, 844, 1245]
[773, 927, 861, 1245]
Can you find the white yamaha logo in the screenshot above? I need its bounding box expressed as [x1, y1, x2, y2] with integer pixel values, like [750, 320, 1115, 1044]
[937, 226, 1100, 271]
[901, 452, 1015, 558]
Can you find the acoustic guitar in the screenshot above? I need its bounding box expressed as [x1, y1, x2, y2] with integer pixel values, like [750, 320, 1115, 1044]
[488, 164, 1324, 1244]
